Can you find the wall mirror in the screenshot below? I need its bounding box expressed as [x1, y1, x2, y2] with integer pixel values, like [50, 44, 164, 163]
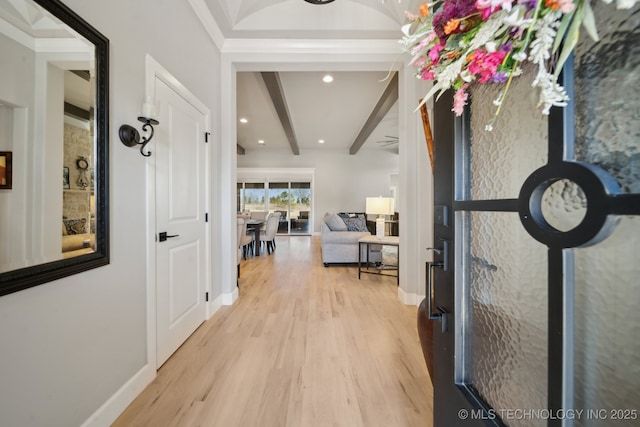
[0, 0, 109, 296]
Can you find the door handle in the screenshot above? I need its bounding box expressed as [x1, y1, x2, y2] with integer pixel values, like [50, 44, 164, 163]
[426, 261, 448, 333]
[158, 232, 180, 242]
[427, 238, 449, 271]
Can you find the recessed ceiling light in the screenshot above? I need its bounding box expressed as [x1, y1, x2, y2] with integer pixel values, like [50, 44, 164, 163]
[322, 75, 334, 83]
[318, 139, 325, 144]
[258, 140, 265, 144]
[239, 117, 248, 123]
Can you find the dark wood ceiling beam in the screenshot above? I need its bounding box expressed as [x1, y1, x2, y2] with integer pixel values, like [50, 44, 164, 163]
[261, 72, 300, 155]
[349, 72, 398, 155]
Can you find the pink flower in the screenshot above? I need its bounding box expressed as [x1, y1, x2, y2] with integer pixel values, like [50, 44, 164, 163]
[413, 56, 427, 68]
[468, 49, 507, 83]
[421, 69, 436, 80]
[559, 0, 575, 12]
[452, 86, 469, 116]
[405, 11, 420, 21]
[411, 32, 437, 55]
[428, 44, 445, 64]
[475, 0, 514, 18]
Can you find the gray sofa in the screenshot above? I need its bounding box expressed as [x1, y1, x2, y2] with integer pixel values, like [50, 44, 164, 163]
[321, 213, 381, 266]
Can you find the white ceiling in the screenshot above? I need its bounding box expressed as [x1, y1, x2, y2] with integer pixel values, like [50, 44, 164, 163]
[201, 0, 421, 155]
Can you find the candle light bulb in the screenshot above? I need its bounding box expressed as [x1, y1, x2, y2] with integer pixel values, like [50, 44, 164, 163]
[141, 96, 156, 120]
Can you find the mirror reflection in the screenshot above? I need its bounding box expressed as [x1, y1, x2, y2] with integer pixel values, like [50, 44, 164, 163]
[0, 0, 108, 294]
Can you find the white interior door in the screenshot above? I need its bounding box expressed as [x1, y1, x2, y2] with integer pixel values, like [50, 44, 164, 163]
[155, 77, 207, 368]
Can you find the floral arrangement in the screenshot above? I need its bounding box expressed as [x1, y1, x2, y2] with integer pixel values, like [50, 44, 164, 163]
[400, 0, 637, 130]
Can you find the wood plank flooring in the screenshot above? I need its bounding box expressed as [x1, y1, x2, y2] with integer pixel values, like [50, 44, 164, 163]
[112, 236, 433, 427]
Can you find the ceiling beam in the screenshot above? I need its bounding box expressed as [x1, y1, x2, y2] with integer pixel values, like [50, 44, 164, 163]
[261, 72, 300, 155]
[237, 144, 245, 155]
[349, 72, 398, 155]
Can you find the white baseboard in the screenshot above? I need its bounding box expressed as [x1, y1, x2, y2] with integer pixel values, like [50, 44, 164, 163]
[82, 293, 226, 427]
[397, 287, 421, 306]
[208, 293, 224, 317]
[80, 362, 156, 427]
[222, 286, 239, 305]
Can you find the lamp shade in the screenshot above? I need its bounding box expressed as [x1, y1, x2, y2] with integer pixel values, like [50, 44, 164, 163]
[365, 197, 394, 216]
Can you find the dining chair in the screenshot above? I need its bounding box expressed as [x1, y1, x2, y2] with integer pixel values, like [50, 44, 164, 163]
[259, 212, 281, 254]
[236, 218, 244, 285]
[249, 211, 268, 221]
[239, 217, 254, 258]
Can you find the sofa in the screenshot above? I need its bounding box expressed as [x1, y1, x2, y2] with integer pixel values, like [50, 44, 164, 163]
[62, 217, 95, 258]
[321, 213, 382, 266]
[62, 233, 95, 258]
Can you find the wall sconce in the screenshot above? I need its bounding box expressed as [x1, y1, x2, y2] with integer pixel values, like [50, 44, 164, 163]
[119, 99, 159, 157]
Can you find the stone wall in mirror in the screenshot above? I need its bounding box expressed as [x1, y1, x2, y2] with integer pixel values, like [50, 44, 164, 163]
[0, 0, 109, 296]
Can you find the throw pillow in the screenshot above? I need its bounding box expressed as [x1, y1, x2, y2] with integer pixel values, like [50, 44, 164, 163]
[324, 213, 347, 231]
[338, 213, 368, 232]
[63, 218, 87, 235]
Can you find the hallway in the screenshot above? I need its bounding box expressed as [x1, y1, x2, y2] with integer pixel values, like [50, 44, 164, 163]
[113, 236, 432, 426]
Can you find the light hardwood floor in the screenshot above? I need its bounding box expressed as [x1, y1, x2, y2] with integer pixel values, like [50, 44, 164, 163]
[112, 236, 433, 427]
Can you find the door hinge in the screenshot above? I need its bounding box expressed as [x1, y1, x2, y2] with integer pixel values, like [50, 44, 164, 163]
[205, 132, 210, 143]
[205, 213, 208, 222]
[205, 292, 209, 302]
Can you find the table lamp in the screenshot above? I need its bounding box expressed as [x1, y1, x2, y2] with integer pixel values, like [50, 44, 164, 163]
[366, 196, 394, 239]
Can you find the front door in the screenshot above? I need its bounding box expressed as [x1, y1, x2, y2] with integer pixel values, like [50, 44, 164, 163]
[155, 77, 207, 368]
[429, 3, 640, 426]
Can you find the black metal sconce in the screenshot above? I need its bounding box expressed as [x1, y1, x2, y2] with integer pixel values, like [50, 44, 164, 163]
[120, 99, 159, 157]
[119, 116, 159, 157]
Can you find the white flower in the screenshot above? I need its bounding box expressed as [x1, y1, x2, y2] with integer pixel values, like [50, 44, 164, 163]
[486, 41, 497, 52]
[460, 70, 474, 82]
[503, 7, 532, 27]
[616, 0, 637, 8]
[513, 51, 527, 61]
[469, 11, 508, 50]
[532, 68, 569, 114]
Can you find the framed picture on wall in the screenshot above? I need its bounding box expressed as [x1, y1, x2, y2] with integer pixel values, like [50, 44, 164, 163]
[0, 152, 12, 190]
[63, 166, 70, 189]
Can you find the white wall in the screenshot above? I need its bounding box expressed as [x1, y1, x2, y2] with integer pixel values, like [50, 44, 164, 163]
[237, 148, 399, 233]
[0, 1, 221, 426]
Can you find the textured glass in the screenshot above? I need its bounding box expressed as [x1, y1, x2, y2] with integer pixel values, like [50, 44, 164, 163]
[573, 2, 640, 193]
[540, 179, 587, 232]
[572, 4, 640, 424]
[467, 65, 548, 200]
[468, 212, 548, 427]
[574, 217, 640, 427]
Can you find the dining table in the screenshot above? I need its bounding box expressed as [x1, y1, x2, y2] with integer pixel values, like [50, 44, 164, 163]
[246, 220, 265, 256]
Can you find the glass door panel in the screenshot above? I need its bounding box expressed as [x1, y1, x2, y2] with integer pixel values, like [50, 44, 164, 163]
[571, 4, 640, 424]
[236, 183, 243, 213]
[574, 217, 640, 425]
[243, 182, 266, 214]
[466, 66, 548, 201]
[466, 211, 548, 427]
[290, 182, 311, 235]
[268, 182, 290, 234]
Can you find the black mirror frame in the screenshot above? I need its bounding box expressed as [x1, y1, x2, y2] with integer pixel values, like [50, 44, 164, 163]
[0, 0, 109, 297]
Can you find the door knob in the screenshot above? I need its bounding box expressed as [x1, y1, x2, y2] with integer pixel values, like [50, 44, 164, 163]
[158, 232, 180, 242]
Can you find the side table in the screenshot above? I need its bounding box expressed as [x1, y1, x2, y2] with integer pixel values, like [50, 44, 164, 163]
[358, 235, 399, 285]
